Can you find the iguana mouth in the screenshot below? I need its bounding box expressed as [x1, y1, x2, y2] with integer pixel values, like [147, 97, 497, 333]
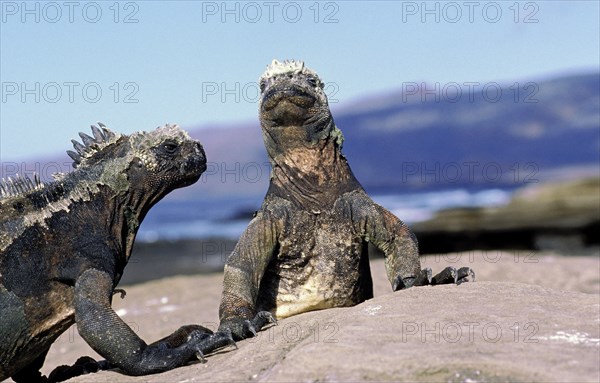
[261, 84, 317, 126]
[262, 85, 316, 111]
[178, 142, 206, 186]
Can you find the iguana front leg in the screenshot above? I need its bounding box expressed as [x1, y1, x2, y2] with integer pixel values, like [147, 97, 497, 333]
[430, 266, 476, 285]
[362, 203, 422, 289]
[47, 326, 236, 382]
[361, 200, 474, 290]
[74, 268, 232, 376]
[218, 213, 278, 340]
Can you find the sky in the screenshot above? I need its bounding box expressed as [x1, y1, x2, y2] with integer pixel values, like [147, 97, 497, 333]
[0, 0, 599, 161]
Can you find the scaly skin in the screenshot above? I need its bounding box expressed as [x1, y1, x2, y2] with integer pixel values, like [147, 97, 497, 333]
[0, 123, 234, 382]
[218, 60, 475, 340]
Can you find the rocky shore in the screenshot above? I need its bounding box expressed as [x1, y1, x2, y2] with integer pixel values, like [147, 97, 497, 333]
[19, 253, 598, 383]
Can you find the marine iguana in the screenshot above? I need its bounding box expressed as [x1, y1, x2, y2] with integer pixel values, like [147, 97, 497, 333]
[0, 123, 233, 382]
[218, 60, 475, 340]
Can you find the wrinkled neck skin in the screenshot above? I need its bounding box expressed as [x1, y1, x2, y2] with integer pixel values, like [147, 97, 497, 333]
[84, 165, 168, 275]
[121, 184, 172, 262]
[264, 118, 362, 210]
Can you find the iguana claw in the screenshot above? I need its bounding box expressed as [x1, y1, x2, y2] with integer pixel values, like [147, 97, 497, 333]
[432, 266, 457, 285]
[187, 328, 236, 360]
[112, 288, 127, 299]
[245, 320, 258, 337]
[457, 267, 476, 284]
[194, 350, 206, 363]
[392, 268, 432, 290]
[252, 311, 277, 329]
[218, 311, 276, 341]
[395, 266, 474, 289]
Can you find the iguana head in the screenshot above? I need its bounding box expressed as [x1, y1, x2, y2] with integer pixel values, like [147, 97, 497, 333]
[0, 124, 205, 253]
[127, 124, 207, 192]
[257, 60, 360, 207]
[68, 123, 206, 203]
[258, 59, 344, 159]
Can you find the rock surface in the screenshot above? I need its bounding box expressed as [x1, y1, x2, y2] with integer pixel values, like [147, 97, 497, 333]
[14, 253, 599, 383]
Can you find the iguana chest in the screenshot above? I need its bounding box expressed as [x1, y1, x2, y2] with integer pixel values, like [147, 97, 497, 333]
[257, 208, 372, 319]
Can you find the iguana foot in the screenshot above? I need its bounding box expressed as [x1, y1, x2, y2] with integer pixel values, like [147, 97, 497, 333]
[414, 267, 433, 286]
[251, 310, 277, 331]
[393, 268, 432, 290]
[456, 266, 476, 284]
[188, 328, 238, 361]
[432, 266, 457, 285]
[431, 266, 476, 285]
[145, 324, 236, 363]
[394, 266, 475, 290]
[47, 356, 102, 383]
[11, 348, 49, 383]
[219, 311, 277, 341]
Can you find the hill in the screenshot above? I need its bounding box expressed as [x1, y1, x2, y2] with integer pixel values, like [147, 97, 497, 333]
[183, 72, 599, 197]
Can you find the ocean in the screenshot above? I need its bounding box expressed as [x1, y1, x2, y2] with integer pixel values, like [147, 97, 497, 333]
[137, 188, 513, 242]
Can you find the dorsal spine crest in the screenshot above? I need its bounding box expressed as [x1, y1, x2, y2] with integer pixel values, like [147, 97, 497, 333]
[0, 174, 44, 200]
[67, 122, 122, 168]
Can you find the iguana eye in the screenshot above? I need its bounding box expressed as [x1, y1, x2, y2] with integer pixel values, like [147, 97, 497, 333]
[161, 141, 179, 155]
[307, 76, 319, 88]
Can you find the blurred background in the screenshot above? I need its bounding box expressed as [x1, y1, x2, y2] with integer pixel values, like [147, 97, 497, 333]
[1, 1, 598, 283]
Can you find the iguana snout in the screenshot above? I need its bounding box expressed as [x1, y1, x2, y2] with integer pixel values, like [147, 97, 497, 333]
[176, 140, 207, 186]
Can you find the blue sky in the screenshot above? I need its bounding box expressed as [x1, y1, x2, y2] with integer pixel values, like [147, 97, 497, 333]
[1, 0, 599, 160]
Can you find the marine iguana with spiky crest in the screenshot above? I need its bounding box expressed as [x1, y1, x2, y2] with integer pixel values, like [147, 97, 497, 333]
[0, 123, 234, 382]
[218, 60, 475, 340]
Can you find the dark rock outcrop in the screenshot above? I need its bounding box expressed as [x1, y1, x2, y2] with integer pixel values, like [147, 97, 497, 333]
[414, 178, 600, 253]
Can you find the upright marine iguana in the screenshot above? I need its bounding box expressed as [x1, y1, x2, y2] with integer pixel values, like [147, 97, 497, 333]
[218, 60, 475, 340]
[0, 124, 233, 382]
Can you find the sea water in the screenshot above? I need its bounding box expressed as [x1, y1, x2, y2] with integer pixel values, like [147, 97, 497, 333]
[137, 188, 513, 242]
